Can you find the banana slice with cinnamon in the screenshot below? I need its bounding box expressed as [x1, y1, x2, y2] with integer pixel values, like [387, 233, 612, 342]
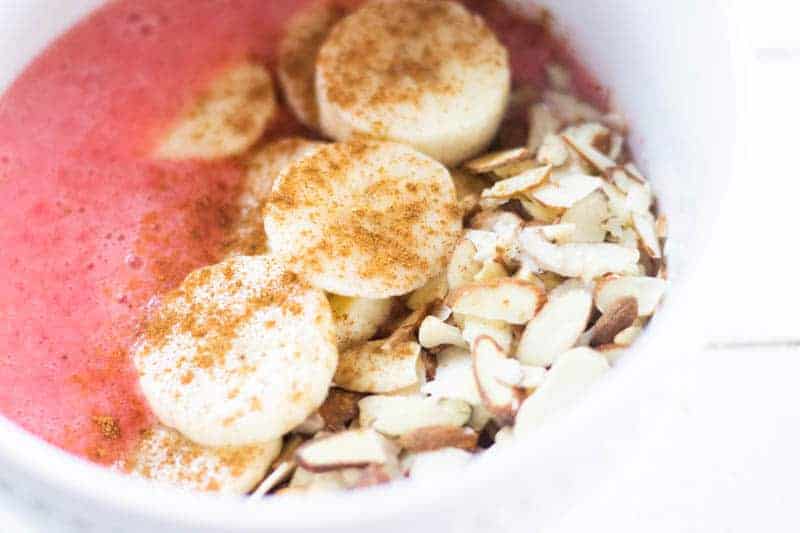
[155, 61, 276, 161]
[133, 256, 337, 447]
[315, 0, 510, 165]
[263, 140, 462, 298]
[225, 137, 325, 257]
[119, 425, 281, 494]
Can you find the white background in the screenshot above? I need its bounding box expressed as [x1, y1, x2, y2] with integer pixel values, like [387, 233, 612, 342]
[2, 1, 799, 531]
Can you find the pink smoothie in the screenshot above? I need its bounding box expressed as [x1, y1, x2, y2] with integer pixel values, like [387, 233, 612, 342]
[0, 0, 606, 465]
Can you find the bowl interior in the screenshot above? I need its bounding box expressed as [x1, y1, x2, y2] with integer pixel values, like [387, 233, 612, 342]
[0, 0, 739, 531]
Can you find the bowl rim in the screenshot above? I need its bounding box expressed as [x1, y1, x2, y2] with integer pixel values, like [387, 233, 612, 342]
[0, 0, 746, 529]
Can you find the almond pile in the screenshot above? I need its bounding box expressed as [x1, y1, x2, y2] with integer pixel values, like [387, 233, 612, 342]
[244, 69, 668, 497]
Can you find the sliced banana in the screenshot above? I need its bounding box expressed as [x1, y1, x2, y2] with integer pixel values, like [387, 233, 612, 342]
[263, 140, 462, 298]
[156, 61, 276, 160]
[315, 0, 510, 165]
[328, 294, 394, 350]
[118, 425, 280, 494]
[225, 138, 325, 257]
[133, 256, 338, 447]
[278, 1, 348, 128]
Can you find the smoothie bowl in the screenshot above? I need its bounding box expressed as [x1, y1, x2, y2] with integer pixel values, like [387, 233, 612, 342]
[0, 0, 738, 531]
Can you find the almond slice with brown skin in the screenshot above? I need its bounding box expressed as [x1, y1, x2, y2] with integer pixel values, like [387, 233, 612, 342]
[590, 296, 638, 347]
[461, 316, 513, 353]
[562, 133, 617, 173]
[464, 147, 532, 174]
[334, 340, 421, 393]
[472, 336, 525, 424]
[397, 426, 479, 453]
[514, 347, 609, 434]
[517, 288, 593, 367]
[595, 275, 667, 317]
[295, 429, 397, 473]
[358, 395, 472, 437]
[632, 213, 662, 258]
[528, 103, 563, 154]
[447, 278, 545, 325]
[418, 316, 468, 349]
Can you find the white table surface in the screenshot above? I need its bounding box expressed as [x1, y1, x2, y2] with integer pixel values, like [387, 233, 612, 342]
[3, 1, 799, 531]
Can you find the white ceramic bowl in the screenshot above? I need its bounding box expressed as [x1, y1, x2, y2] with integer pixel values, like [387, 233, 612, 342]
[0, 1, 742, 531]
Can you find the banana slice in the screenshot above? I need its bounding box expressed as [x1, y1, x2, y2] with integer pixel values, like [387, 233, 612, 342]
[156, 61, 277, 160]
[328, 294, 394, 350]
[225, 138, 325, 257]
[118, 425, 280, 494]
[133, 256, 338, 447]
[263, 140, 462, 298]
[315, 0, 510, 165]
[278, 1, 348, 128]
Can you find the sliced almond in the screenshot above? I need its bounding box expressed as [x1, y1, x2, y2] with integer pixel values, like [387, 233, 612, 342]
[335, 341, 421, 394]
[595, 276, 667, 317]
[514, 347, 609, 434]
[492, 159, 538, 179]
[623, 162, 647, 184]
[472, 336, 525, 424]
[418, 316, 468, 349]
[517, 288, 593, 367]
[608, 133, 624, 161]
[536, 133, 570, 167]
[562, 133, 617, 174]
[319, 388, 364, 432]
[447, 238, 481, 290]
[461, 315, 513, 353]
[481, 165, 551, 200]
[492, 359, 547, 390]
[468, 210, 524, 233]
[594, 343, 627, 364]
[632, 213, 662, 258]
[403, 448, 473, 480]
[464, 147, 531, 174]
[473, 260, 508, 282]
[544, 91, 603, 124]
[558, 190, 609, 243]
[397, 426, 479, 453]
[537, 223, 577, 242]
[589, 297, 638, 347]
[528, 103, 564, 154]
[615, 324, 643, 346]
[655, 213, 668, 239]
[451, 169, 488, 200]
[381, 305, 431, 349]
[407, 273, 448, 311]
[295, 429, 396, 473]
[421, 346, 482, 405]
[609, 168, 652, 215]
[518, 198, 562, 223]
[448, 278, 545, 325]
[519, 227, 640, 281]
[358, 395, 471, 437]
[532, 174, 603, 208]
